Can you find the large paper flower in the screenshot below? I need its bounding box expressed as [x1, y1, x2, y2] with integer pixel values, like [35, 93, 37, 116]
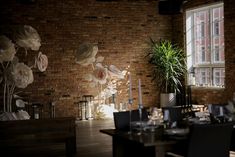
[35, 51, 48, 72]
[92, 63, 108, 84]
[76, 43, 98, 66]
[0, 35, 16, 63]
[12, 62, 34, 88]
[14, 25, 41, 51]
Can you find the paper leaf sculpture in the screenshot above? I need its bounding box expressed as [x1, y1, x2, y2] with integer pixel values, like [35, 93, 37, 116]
[14, 25, 41, 51]
[16, 99, 26, 108]
[36, 51, 48, 72]
[108, 65, 124, 79]
[0, 35, 16, 62]
[76, 42, 98, 66]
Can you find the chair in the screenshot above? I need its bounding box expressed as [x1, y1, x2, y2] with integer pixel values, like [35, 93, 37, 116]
[113, 108, 148, 131]
[162, 106, 183, 123]
[166, 122, 233, 157]
[230, 128, 235, 152]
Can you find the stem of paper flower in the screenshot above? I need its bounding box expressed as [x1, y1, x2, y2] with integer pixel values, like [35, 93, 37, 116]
[1, 61, 15, 112]
[1, 63, 7, 112]
[3, 77, 6, 112]
[9, 83, 16, 112]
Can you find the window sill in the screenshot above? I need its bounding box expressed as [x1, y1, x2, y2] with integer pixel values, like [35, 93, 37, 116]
[189, 85, 225, 90]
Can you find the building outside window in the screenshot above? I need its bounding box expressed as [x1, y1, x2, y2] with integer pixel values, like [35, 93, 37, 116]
[186, 3, 224, 87]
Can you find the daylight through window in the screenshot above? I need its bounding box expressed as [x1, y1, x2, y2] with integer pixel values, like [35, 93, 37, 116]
[186, 3, 224, 87]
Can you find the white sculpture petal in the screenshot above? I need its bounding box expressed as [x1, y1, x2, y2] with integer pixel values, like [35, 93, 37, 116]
[0, 35, 16, 63]
[14, 25, 41, 51]
[16, 99, 26, 108]
[76, 43, 98, 66]
[12, 62, 34, 88]
[108, 65, 124, 79]
[36, 51, 48, 72]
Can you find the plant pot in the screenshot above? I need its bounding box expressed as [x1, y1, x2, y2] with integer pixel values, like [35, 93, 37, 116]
[160, 93, 176, 107]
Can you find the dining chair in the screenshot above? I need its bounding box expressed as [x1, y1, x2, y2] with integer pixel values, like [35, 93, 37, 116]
[166, 122, 234, 157]
[113, 108, 148, 131]
[162, 106, 183, 127]
[230, 128, 235, 152]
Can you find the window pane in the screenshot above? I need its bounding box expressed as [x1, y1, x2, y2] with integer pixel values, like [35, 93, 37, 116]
[195, 68, 211, 86]
[214, 46, 219, 62]
[201, 22, 205, 37]
[186, 3, 224, 87]
[213, 68, 225, 86]
[201, 46, 205, 62]
[214, 20, 219, 36]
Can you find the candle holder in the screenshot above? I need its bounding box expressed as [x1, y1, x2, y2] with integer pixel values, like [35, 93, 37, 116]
[128, 98, 133, 134]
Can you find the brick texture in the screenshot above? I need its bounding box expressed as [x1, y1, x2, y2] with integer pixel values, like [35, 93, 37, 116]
[0, 0, 234, 118]
[0, 0, 172, 117]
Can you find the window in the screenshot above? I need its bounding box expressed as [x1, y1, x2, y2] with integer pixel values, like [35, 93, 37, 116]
[214, 19, 219, 36]
[186, 3, 224, 87]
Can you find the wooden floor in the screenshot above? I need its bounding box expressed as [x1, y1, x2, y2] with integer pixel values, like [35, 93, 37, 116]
[76, 119, 114, 157]
[10, 119, 114, 157]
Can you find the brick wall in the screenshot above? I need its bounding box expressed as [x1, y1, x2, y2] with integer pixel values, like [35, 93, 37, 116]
[0, 0, 173, 117]
[0, 0, 234, 117]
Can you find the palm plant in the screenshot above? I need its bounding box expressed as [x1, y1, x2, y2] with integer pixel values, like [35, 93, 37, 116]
[147, 38, 187, 93]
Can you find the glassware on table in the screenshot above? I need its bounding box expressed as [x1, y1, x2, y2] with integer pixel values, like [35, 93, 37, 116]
[137, 104, 143, 135]
[148, 107, 163, 125]
[128, 98, 133, 134]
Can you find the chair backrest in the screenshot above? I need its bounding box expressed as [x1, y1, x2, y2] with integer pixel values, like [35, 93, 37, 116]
[113, 108, 148, 131]
[162, 106, 183, 123]
[187, 123, 233, 157]
[231, 128, 235, 151]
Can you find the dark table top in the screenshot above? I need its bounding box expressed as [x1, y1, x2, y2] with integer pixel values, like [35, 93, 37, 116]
[100, 129, 179, 147]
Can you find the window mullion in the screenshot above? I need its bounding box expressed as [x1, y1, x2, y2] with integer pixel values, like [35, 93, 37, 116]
[209, 7, 213, 86]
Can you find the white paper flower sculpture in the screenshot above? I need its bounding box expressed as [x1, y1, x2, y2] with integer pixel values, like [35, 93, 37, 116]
[14, 25, 41, 51]
[76, 43, 98, 66]
[0, 35, 16, 63]
[92, 63, 108, 85]
[35, 51, 48, 72]
[108, 65, 124, 79]
[12, 62, 34, 88]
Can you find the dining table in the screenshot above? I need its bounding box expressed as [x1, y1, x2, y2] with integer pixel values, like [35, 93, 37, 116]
[100, 126, 189, 157]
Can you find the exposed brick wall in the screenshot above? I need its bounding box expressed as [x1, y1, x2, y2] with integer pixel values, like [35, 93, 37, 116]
[1, 0, 234, 117]
[0, 0, 173, 117]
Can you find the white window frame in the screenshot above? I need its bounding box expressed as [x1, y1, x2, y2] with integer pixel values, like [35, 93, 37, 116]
[186, 3, 224, 87]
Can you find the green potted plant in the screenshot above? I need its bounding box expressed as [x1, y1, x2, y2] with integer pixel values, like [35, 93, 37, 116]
[147, 38, 187, 107]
